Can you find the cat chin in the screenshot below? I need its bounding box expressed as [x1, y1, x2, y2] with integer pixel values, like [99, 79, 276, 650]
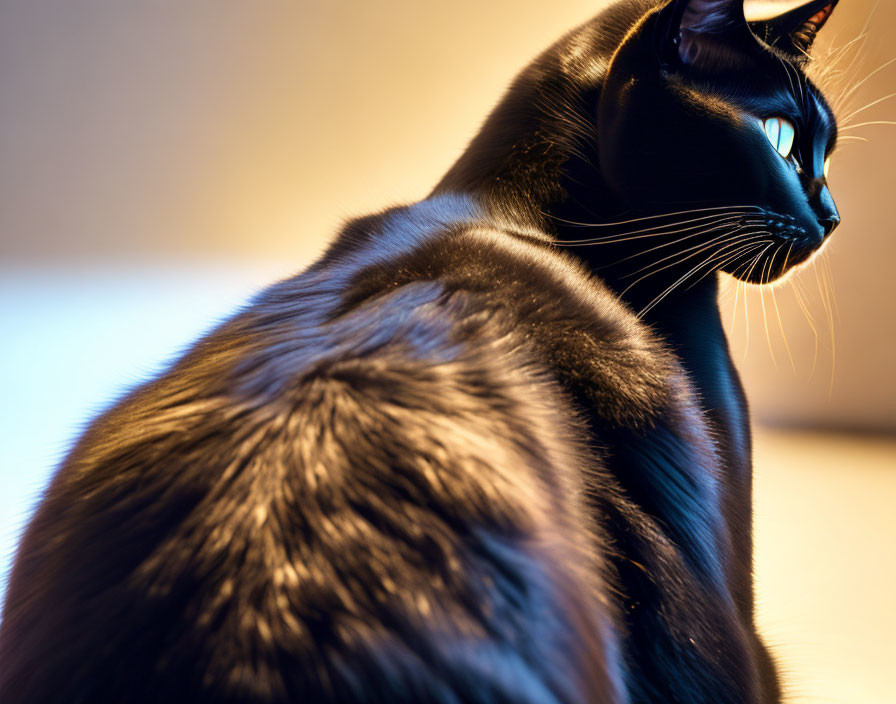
[723, 206, 828, 283]
[723, 233, 823, 285]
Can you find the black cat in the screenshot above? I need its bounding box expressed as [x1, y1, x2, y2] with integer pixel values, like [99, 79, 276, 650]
[0, 1, 842, 702]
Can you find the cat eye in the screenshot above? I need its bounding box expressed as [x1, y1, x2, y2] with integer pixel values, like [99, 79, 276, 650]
[763, 117, 796, 159]
[824, 157, 831, 180]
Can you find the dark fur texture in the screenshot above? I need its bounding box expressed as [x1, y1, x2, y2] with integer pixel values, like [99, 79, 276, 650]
[1, 1, 843, 701]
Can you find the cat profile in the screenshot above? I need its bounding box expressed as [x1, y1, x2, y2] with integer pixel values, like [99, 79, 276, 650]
[0, 1, 842, 702]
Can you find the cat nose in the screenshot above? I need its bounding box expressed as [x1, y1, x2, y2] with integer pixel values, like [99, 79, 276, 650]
[819, 215, 839, 238]
[813, 184, 839, 239]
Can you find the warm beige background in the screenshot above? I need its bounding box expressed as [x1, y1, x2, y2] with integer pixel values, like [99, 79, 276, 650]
[1, 3, 894, 701]
[2, 0, 894, 432]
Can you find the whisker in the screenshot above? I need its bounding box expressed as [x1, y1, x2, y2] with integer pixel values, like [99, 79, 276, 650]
[839, 92, 896, 127]
[773, 243, 796, 373]
[612, 219, 764, 272]
[825, 43, 872, 111]
[730, 271, 743, 337]
[839, 120, 896, 131]
[833, 57, 896, 109]
[727, 252, 759, 348]
[552, 212, 753, 246]
[687, 239, 771, 290]
[822, 33, 867, 75]
[822, 252, 840, 321]
[837, 1, 878, 92]
[813, 255, 836, 397]
[638, 239, 771, 319]
[740, 244, 777, 362]
[743, 242, 774, 282]
[621, 230, 768, 296]
[758, 251, 777, 369]
[813, 31, 870, 99]
[821, 252, 839, 397]
[792, 274, 820, 378]
[734, 253, 760, 362]
[778, 55, 800, 107]
[544, 204, 762, 230]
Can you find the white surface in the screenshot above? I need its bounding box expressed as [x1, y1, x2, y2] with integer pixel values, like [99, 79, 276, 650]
[754, 429, 896, 704]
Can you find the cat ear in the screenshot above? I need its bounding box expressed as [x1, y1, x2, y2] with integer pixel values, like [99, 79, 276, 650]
[746, 0, 839, 58]
[655, 0, 759, 73]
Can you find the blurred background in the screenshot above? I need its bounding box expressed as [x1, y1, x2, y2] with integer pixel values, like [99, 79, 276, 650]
[1, 0, 893, 700]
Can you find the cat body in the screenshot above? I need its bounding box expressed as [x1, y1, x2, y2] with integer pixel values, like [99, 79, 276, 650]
[0, 0, 842, 702]
[0, 195, 754, 703]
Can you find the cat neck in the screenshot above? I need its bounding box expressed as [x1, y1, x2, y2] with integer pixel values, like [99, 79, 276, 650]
[633, 275, 748, 460]
[436, 132, 758, 615]
[589, 248, 752, 476]
[582, 217, 757, 625]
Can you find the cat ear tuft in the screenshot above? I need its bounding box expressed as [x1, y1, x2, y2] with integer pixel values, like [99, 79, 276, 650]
[656, 0, 758, 73]
[746, 0, 839, 58]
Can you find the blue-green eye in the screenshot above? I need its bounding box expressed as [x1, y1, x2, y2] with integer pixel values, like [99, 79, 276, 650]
[763, 116, 796, 159]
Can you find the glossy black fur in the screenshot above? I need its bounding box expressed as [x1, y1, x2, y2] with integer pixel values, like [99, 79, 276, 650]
[1, 1, 842, 702]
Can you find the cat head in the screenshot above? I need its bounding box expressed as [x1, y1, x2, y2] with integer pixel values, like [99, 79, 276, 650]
[595, 0, 840, 282]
